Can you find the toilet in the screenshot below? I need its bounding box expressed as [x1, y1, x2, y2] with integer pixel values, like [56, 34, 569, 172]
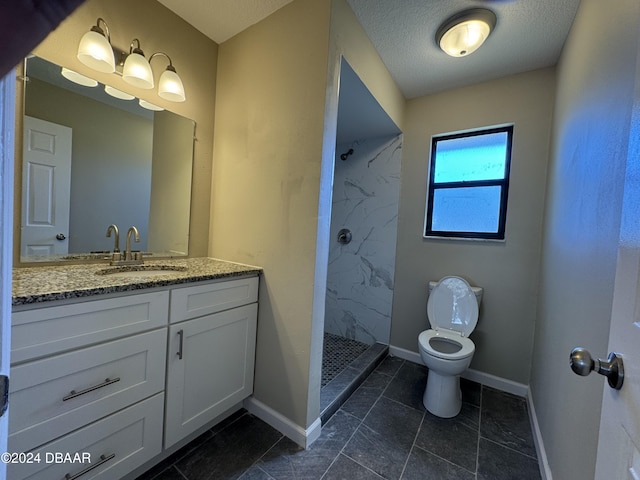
[418, 276, 483, 418]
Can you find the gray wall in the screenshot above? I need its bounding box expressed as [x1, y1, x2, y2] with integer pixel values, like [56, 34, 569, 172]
[530, 0, 640, 478]
[391, 68, 555, 384]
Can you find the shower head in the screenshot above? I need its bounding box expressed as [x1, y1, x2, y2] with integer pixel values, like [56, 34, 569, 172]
[340, 148, 354, 161]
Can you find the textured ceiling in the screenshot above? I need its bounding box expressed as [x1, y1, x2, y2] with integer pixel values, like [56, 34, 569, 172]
[346, 0, 581, 98]
[159, 0, 580, 100]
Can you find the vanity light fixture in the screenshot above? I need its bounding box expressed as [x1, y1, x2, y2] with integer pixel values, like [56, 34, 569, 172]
[75, 18, 186, 102]
[435, 8, 496, 57]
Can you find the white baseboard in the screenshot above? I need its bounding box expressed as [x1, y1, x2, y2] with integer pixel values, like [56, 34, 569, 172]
[243, 397, 321, 449]
[527, 389, 553, 480]
[462, 369, 528, 397]
[388, 345, 528, 397]
[388, 345, 422, 364]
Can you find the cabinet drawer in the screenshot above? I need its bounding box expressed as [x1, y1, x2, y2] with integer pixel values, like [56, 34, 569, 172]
[169, 276, 258, 323]
[9, 329, 166, 453]
[12, 291, 169, 364]
[8, 393, 164, 480]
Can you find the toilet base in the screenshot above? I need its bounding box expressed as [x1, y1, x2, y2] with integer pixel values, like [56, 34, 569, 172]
[423, 370, 462, 418]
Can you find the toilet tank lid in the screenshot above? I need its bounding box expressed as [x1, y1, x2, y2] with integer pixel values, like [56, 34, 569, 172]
[427, 276, 479, 337]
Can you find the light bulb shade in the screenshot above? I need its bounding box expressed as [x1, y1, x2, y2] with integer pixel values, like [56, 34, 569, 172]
[123, 52, 154, 89]
[158, 68, 186, 102]
[436, 9, 496, 57]
[104, 85, 135, 100]
[77, 30, 115, 73]
[139, 99, 164, 111]
[61, 67, 98, 87]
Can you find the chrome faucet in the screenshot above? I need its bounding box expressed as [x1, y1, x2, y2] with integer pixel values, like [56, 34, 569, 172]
[124, 226, 141, 263]
[106, 224, 120, 253]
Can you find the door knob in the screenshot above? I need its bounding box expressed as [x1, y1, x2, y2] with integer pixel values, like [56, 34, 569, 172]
[56, 233, 66, 241]
[569, 347, 624, 390]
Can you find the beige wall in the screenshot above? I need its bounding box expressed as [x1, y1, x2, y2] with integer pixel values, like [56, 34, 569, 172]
[391, 68, 555, 384]
[328, 0, 405, 132]
[530, 0, 640, 478]
[210, 0, 332, 429]
[15, 0, 217, 261]
[210, 0, 405, 430]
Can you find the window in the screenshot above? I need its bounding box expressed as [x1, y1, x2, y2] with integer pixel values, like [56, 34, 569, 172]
[424, 125, 513, 240]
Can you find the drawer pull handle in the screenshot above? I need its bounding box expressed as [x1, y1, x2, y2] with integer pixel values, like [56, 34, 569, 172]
[65, 453, 115, 479]
[177, 329, 184, 360]
[62, 377, 121, 402]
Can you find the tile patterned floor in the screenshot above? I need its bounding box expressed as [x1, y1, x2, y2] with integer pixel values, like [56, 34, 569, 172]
[136, 357, 542, 480]
[321, 333, 370, 387]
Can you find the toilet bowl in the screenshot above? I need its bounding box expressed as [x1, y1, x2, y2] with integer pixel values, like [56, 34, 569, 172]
[418, 276, 482, 418]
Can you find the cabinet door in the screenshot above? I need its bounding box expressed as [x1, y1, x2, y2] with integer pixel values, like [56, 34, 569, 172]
[164, 303, 257, 448]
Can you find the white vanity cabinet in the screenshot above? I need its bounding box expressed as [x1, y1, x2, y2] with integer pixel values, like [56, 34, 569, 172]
[8, 273, 259, 480]
[9, 291, 169, 480]
[164, 277, 259, 448]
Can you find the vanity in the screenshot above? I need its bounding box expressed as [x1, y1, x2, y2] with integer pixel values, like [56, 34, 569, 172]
[8, 258, 261, 480]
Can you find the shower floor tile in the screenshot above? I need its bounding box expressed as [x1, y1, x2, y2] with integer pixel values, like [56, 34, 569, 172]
[321, 332, 369, 387]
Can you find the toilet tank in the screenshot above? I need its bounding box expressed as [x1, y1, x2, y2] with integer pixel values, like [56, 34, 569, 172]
[428, 280, 483, 306]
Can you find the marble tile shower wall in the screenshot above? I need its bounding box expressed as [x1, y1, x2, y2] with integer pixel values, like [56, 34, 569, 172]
[325, 134, 402, 344]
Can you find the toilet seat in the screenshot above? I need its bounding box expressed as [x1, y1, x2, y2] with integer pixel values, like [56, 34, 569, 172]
[419, 276, 478, 361]
[419, 329, 475, 360]
[427, 276, 478, 337]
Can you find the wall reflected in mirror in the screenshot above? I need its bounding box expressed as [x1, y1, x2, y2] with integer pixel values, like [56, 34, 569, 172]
[20, 56, 195, 263]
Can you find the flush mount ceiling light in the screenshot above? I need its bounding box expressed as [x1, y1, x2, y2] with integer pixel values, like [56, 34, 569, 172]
[435, 8, 497, 58]
[75, 18, 187, 102]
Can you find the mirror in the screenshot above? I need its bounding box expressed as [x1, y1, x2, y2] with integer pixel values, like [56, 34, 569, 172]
[20, 56, 195, 262]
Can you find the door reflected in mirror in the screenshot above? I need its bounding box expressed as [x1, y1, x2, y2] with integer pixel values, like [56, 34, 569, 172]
[20, 56, 195, 262]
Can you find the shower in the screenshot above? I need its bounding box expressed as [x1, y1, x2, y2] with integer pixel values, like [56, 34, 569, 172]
[319, 58, 403, 422]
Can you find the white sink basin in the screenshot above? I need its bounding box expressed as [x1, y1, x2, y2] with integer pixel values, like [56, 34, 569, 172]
[97, 265, 188, 278]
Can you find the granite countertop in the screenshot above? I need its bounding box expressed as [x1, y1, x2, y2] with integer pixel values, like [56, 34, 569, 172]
[12, 257, 262, 306]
